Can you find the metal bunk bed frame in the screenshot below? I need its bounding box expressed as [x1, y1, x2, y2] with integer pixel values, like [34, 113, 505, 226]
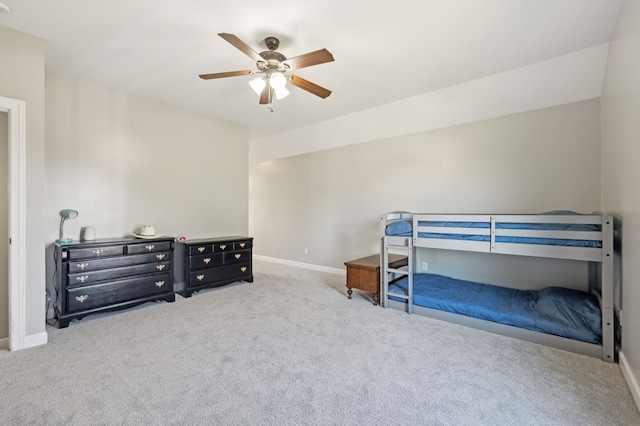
[380, 211, 615, 362]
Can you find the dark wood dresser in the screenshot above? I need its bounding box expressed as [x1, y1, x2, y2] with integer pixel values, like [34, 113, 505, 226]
[54, 237, 176, 328]
[178, 236, 253, 297]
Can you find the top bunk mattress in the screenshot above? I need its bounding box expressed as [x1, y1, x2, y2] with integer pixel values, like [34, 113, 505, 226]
[384, 211, 603, 248]
[388, 273, 602, 344]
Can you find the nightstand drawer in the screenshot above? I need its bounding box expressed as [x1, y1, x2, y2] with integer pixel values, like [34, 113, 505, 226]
[189, 253, 223, 270]
[213, 242, 232, 252]
[189, 263, 251, 287]
[189, 244, 212, 256]
[225, 250, 251, 264]
[233, 240, 252, 250]
[67, 273, 171, 313]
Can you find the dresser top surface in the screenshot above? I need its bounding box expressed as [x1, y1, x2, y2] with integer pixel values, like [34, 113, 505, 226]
[178, 236, 252, 246]
[55, 236, 174, 248]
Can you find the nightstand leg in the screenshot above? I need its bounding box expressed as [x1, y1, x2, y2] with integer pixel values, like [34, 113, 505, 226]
[347, 287, 353, 299]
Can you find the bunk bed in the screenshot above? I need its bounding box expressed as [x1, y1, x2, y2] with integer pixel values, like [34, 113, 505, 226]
[380, 211, 615, 362]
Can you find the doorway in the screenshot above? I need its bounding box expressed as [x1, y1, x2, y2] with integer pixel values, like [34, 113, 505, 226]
[0, 96, 28, 351]
[0, 111, 7, 348]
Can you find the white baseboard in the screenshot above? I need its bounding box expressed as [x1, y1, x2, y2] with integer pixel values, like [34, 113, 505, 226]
[22, 331, 48, 349]
[0, 337, 8, 350]
[254, 255, 344, 275]
[619, 351, 640, 411]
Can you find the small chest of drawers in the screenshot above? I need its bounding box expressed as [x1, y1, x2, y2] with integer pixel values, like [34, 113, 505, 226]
[54, 237, 176, 328]
[178, 236, 253, 297]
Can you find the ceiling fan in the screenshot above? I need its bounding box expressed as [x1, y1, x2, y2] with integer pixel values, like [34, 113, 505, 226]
[199, 33, 334, 105]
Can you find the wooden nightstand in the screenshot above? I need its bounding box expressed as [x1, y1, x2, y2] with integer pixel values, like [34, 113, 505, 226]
[344, 254, 408, 305]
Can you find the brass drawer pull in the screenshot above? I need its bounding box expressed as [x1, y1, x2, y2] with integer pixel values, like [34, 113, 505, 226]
[241, 267, 247, 273]
[197, 246, 205, 253]
[239, 243, 246, 248]
[196, 274, 205, 281]
[77, 262, 89, 270]
[220, 244, 227, 250]
[156, 265, 166, 271]
[203, 258, 211, 264]
[235, 254, 241, 259]
[155, 280, 165, 288]
[156, 254, 165, 260]
[145, 244, 155, 251]
[76, 275, 89, 283]
[75, 295, 88, 303]
[92, 249, 104, 256]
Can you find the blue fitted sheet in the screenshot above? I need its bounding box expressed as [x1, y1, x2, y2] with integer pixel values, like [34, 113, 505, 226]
[384, 213, 602, 248]
[388, 273, 602, 344]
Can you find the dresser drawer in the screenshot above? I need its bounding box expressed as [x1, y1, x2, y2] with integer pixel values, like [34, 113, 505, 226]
[189, 253, 223, 271]
[224, 249, 251, 264]
[67, 245, 124, 260]
[67, 261, 171, 286]
[188, 244, 212, 256]
[213, 242, 232, 252]
[233, 240, 252, 250]
[67, 252, 171, 273]
[66, 273, 171, 313]
[188, 263, 251, 287]
[127, 241, 172, 255]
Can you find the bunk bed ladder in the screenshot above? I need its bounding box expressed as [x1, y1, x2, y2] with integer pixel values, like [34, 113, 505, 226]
[381, 236, 414, 314]
[600, 215, 615, 362]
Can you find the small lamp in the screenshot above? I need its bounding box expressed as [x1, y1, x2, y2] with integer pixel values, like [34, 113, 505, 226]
[57, 209, 78, 243]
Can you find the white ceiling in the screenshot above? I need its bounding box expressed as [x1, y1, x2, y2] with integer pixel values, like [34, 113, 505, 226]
[0, 0, 624, 139]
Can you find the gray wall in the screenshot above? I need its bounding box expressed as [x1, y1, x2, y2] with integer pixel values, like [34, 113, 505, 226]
[0, 26, 47, 341]
[0, 24, 251, 338]
[601, 0, 640, 401]
[250, 99, 601, 291]
[44, 72, 250, 294]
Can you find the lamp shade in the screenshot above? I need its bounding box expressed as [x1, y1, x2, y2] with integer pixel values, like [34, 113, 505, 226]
[57, 209, 79, 243]
[61, 209, 78, 219]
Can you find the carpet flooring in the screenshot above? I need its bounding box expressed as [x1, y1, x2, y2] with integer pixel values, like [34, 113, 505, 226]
[0, 259, 639, 425]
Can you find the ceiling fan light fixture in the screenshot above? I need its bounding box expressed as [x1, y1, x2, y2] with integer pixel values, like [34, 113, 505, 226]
[270, 71, 289, 99]
[270, 72, 287, 89]
[274, 85, 290, 100]
[249, 77, 266, 96]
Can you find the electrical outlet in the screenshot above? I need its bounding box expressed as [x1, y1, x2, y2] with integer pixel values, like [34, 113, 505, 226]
[304, 248, 309, 255]
[422, 262, 428, 271]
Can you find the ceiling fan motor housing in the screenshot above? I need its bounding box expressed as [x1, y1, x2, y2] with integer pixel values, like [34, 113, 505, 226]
[264, 36, 280, 51]
[258, 50, 287, 71]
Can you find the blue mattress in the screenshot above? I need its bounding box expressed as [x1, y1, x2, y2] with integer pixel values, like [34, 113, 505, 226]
[388, 273, 602, 344]
[385, 213, 602, 248]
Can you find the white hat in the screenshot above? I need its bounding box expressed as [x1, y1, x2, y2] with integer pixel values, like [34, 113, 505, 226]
[132, 224, 163, 239]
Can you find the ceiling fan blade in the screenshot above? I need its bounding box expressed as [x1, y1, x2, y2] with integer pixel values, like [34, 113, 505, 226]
[289, 75, 332, 99]
[218, 33, 264, 63]
[283, 49, 334, 70]
[199, 70, 252, 80]
[259, 80, 273, 105]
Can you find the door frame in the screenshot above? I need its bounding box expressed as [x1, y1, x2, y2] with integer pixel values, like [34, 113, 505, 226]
[1, 96, 27, 351]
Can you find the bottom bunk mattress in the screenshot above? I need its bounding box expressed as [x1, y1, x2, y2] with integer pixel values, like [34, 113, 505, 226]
[388, 273, 602, 344]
